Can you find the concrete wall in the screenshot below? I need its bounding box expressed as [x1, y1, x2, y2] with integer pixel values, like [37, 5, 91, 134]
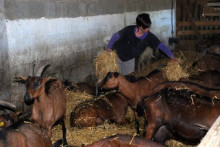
[0, 0, 175, 110]
[0, 0, 11, 102]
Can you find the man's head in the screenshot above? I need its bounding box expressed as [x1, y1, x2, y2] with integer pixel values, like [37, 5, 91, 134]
[136, 13, 151, 32]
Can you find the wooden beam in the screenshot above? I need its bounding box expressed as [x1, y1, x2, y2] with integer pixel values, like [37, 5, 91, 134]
[178, 40, 197, 46]
[177, 29, 220, 35]
[177, 21, 220, 26]
[207, 2, 220, 7]
[203, 6, 220, 16]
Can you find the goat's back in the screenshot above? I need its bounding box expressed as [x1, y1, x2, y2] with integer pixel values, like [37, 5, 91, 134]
[0, 122, 52, 147]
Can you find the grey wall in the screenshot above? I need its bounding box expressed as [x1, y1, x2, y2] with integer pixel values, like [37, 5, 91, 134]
[0, 0, 174, 111]
[0, 0, 11, 102]
[5, 0, 171, 19]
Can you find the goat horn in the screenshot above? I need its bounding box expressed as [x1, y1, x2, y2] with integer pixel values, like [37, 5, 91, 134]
[0, 100, 16, 110]
[35, 63, 50, 77]
[29, 61, 36, 76]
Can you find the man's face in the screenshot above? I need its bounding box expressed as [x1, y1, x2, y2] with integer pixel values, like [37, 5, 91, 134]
[140, 27, 149, 33]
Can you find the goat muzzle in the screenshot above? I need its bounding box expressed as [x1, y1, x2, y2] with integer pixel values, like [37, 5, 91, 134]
[24, 92, 34, 105]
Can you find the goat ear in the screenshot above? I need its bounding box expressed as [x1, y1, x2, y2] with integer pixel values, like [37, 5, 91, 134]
[114, 72, 119, 78]
[14, 76, 28, 84]
[45, 78, 58, 95]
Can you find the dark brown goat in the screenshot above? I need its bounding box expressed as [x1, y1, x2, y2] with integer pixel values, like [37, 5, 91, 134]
[0, 63, 68, 147]
[0, 100, 18, 130]
[207, 44, 220, 54]
[180, 70, 220, 87]
[97, 70, 168, 134]
[137, 88, 220, 145]
[146, 81, 220, 99]
[63, 80, 96, 96]
[70, 93, 128, 127]
[0, 120, 53, 147]
[192, 53, 220, 72]
[85, 134, 165, 147]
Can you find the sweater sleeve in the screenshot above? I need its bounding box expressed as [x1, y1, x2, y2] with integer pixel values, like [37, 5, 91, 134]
[158, 43, 174, 58]
[107, 32, 120, 49]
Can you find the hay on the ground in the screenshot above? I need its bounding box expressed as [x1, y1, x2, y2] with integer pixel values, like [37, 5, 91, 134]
[94, 50, 119, 82]
[162, 58, 189, 81]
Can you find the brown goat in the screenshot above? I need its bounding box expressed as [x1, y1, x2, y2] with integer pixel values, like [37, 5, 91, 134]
[97, 70, 168, 134]
[137, 88, 220, 145]
[192, 53, 220, 72]
[85, 134, 165, 147]
[146, 81, 220, 99]
[63, 80, 96, 96]
[3, 63, 68, 146]
[0, 100, 18, 130]
[0, 120, 53, 147]
[70, 93, 128, 127]
[180, 70, 220, 88]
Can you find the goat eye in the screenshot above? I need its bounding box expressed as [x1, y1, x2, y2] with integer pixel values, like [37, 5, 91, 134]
[34, 82, 40, 90]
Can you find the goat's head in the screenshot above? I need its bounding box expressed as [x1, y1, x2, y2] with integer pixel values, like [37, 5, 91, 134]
[97, 72, 120, 91]
[14, 63, 57, 105]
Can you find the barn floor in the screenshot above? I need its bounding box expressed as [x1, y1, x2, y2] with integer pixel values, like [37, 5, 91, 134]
[51, 49, 202, 147]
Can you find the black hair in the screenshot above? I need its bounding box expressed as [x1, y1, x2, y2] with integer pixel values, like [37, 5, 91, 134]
[136, 13, 151, 29]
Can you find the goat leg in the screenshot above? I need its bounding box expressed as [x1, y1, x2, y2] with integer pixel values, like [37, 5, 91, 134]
[61, 119, 68, 146]
[133, 111, 140, 135]
[145, 121, 160, 140]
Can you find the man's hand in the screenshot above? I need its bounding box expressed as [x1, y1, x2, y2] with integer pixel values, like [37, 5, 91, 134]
[171, 57, 177, 62]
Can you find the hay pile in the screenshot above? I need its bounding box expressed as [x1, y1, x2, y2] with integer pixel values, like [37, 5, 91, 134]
[162, 58, 189, 81]
[94, 50, 119, 81]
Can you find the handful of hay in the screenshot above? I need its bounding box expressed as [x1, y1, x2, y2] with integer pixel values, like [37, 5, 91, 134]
[162, 59, 189, 81]
[94, 50, 119, 81]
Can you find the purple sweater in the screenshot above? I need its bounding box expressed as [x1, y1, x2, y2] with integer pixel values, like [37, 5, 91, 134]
[107, 27, 174, 59]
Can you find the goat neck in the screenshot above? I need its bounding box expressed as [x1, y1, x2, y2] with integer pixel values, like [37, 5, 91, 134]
[117, 75, 142, 109]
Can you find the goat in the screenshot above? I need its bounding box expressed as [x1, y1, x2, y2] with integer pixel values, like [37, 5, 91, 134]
[192, 53, 220, 72]
[207, 44, 220, 55]
[136, 47, 165, 72]
[63, 80, 96, 96]
[146, 80, 220, 99]
[136, 47, 153, 72]
[2, 63, 69, 147]
[70, 93, 128, 127]
[0, 100, 18, 130]
[180, 70, 220, 88]
[137, 88, 220, 145]
[97, 70, 168, 134]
